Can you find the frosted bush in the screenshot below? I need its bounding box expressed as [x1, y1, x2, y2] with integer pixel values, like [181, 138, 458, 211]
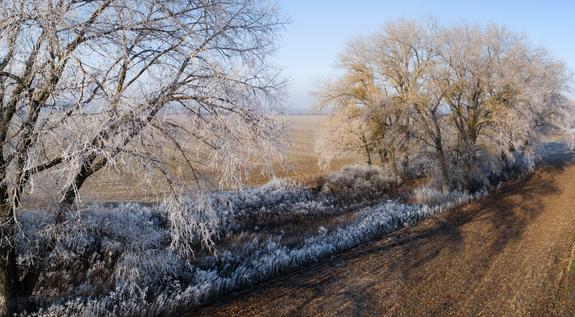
[496, 150, 537, 181]
[259, 178, 303, 192]
[164, 178, 315, 256]
[166, 176, 371, 243]
[16, 210, 57, 267]
[204, 168, 405, 236]
[535, 140, 574, 162]
[405, 156, 433, 179]
[16, 204, 172, 305]
[17, 204, 170, 269]
[318, 165, 395, 201]
[435, 148, 537, 193]
[218, 178, 313, 216]
[69, 204, 169, 251]
[113, 250, 188, 292]
[409, 187, 476, 207]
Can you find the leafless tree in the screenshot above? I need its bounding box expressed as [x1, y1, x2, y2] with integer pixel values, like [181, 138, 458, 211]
[317, 19, 570, 193]
[316, 20, 443, 185]
[314, 41, 381, 167]
[437, 24, 570, 190]
[0, 0, 285, 314]
[314, 33, 412, 183]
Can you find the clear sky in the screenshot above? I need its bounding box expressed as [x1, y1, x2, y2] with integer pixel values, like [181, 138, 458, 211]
[276, 0, 575, 112]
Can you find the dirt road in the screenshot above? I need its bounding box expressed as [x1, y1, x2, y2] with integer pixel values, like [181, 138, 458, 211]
[193, 148, 575, 316]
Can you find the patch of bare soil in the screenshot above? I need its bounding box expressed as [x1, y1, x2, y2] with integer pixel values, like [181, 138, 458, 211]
[190, 150, 575, 316]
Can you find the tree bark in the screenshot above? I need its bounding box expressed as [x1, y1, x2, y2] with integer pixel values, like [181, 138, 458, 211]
[58, 155, 107, 222]
[361, 133, 372, 165]
[461, 147, 477, 193]
[0, 204, 18, 316]
[432, 115, 450, 192]
[436, 148, 450, 193]
[377, 148, 387, 167]
[0, 156, 17, 315]
[364, 145, 372, 165]
[390, 151, 399, 185]
[0, 235, 18, 317]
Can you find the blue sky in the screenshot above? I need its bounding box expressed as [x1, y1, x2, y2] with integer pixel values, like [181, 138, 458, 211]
[276, 1, 575, 112]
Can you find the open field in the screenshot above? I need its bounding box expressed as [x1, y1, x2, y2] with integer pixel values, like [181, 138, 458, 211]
[190, 144, 575, 316]
[83, 115, 360, 202]
[25, 115, 362, 206]
[243, 115, 361, 185]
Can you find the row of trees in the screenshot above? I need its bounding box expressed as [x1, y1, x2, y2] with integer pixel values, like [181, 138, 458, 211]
[316, 20, 571, 192]
[0, 0, 285, 314]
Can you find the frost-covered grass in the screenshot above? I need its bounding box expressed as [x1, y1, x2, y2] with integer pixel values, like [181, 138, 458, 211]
[164, 167, 399, 254]
[409, 187, 483, 208]
[316, 165, 395, 202]
[14, 158, 541, 316]
[22, 197, 479, 317]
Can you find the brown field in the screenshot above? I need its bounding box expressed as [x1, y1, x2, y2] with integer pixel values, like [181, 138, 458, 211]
[56, 115, 362, 204]
[243, 115, 360, 185]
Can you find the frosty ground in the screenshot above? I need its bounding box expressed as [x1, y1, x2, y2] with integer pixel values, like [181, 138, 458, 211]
[13, 138, 572, 316]
[193, 141, 575, 317]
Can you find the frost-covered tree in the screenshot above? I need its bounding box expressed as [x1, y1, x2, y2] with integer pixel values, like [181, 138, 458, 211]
[437, 24, 570, 190]
[315, 103, 374, 166]
[316, 20, 443, 184]
[314, 27, 417, 183]
[314, 41, 382, 167]
[0, 0, 285, 314]
[317, 19, 570, 193]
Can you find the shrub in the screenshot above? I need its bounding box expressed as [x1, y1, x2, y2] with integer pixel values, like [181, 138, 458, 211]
[316, 165, 395, 202]
[17, 204, 172, 305]
[409, 187, 476, 208]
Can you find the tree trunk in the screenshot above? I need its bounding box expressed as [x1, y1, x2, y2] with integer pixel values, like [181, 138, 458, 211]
[377, 148, 387, 167]
[401, 119, 411, 178]
[58, 155, 108, 222]
[364, 145, 372, 165]
[0, 159, 17, 315]
[462, 149, 476, 194]
[401, 151, 409, 179]
[0, 208, 18, 317]
[436, 149, 450, 193]
[361, 133, 372, 165]
[463, 167, 471, 193]
[58, 171, 90, 223]
[390, 151, 399, 185]
[464, 138, 478, 193]
[432, 117, 450, 192]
